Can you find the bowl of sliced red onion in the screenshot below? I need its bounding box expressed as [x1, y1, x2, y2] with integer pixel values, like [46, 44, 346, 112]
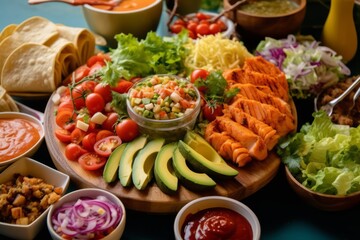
[47, 188, 126, 240]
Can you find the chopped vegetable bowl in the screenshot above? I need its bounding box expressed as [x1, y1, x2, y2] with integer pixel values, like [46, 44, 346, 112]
[255, 35, 351, 99]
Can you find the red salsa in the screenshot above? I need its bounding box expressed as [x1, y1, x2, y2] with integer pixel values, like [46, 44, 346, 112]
[181, 207, 253, 240]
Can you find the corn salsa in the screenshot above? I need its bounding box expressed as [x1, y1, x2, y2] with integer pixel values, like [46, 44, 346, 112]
[239, 0, 300, 16]
[128, 75, 198, 120]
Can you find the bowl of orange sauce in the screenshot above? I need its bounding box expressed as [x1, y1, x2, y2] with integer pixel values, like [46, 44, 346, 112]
[0, 112, 44, 171]
[174, 196, 261, 240]
[82, 0, 163, 48]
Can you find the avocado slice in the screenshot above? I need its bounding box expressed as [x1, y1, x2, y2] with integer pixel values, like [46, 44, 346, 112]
[154, 142, 178, 195]
[118, 135, 148, 187]
[178, 135, 238, 178]
[103, 143, 128, 183]
[132, 138, 165, 190]
[172, 146, 216, 191]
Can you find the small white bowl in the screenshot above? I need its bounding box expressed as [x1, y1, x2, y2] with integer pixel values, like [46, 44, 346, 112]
[174, 196, 261, 240]
[0, 157, 70, 240]
[47, 188, 126, 240]
[0, 112, 44, 171]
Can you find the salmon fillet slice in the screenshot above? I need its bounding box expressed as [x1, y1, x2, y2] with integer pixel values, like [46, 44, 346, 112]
[215, 116, 268, 161]
[231, 97, 296, 137]
[225, 106, 280, 151]
[230, 83, 292, 116]
[205, 121, 252, 167]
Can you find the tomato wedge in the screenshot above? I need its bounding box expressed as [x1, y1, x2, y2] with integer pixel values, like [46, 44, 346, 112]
[94, 136, 122, 157]
[55, 129, 72, 143]
[78, 152, 107, 171]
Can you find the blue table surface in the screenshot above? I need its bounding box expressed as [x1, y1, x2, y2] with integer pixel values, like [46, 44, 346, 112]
[1, 1, 360, 240]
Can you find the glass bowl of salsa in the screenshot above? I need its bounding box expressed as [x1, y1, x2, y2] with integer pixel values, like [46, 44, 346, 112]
[0, 112, 44, 171]
[174, 196, 261, 240]
[126, 74, 201, 142]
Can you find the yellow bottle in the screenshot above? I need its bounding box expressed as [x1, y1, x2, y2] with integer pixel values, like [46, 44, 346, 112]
[321, 0, 358, 63]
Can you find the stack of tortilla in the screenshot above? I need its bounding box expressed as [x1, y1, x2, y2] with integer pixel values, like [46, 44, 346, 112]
[0, 86, 18, 112]
[0, 16, 96, 94]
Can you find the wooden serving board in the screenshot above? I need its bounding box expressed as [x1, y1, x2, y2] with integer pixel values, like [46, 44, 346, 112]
[44, 94, 283, 213]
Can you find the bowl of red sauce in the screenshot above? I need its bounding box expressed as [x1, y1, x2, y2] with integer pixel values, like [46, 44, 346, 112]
[0, 112, 44, 171]
[174, 196, 260, 240]
[82, 0, 163, 48]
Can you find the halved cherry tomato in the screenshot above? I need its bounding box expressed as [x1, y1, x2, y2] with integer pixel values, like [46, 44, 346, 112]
[112, 79, 133, 93]
[55, 110, 77, 129]
[94, 136, 122, 157]
[58, 100, 74, 113]
[65, 143, 87, 161]
[78, 152, 107, 171]
[70, 128, 86, 144]
[82, 132, 97, 151]
[55, 129, 72, 143]
[63, 65, 90, 85]
[115, 119, 139, 142]
[94, 83, 112, 103]
[85, 93, 105, 115]
[96, 129, 115, 142]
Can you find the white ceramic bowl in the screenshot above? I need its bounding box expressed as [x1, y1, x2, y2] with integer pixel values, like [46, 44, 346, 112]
[47, 188, 126, 240]
[174, 196, 261, 240]
[82, 0, 163, 48]
[0, 157, 70, 240]
[0, 112, 44, 171]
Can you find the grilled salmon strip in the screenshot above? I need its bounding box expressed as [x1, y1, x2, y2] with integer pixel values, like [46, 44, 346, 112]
[230, 83, 292, 116]
[225, 106, 280, 150]
[205, 121, 252, 167]
[231, 97, 296, 137]
[216, 116, 268, 161]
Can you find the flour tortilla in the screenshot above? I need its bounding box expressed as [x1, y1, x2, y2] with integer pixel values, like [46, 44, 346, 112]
[0, 24, 17, 42]
[0, 16, 58, 84]
[56, 25, 96, 65]
[1, 43, 57, 93]
[0, 86, 19, 112]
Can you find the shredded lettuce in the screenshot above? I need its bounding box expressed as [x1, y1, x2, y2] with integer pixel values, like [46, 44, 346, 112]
[100, 31, 189, 86]
[255, 35, 351, 99]
[277, 111, 360, 195]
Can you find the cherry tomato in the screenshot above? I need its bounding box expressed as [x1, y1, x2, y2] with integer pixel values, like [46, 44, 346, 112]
[217, 19, 227, 31]
[102, 112, 119, 131]
[70, 128, 86, 144]
[188, 30, 196, 39]
[78, 152, 106, 171]
[170, 24, 184, 34]
[85, 93, 105, 115]
[64, 143, 87, 161]
[82, 132, 97, 151]
[55, 129, 72, 143]
[96, 129, 115, 142]
[58, 100, 74, 113]
[94, 83, 112, 103]
[94, 136, 122, 157]
[190, 69, 209, 83]
[173, 19, 186, 26]
[55, 110, 77, 129]
[81, 80, 97, 92]
[187, 22, 198, 33]
[63, 65, 90, 85]
[112, 79, 133, 94]
[88, 61, 104, 76]
[86, 55, 106, 67]
[71, 85, 88, 110]
[202, 102, 224, 122]
[209, 23, 221, 34]
[196, 23, 210, 36]
[196, 12, 210, 21]
[115, 119, 139, 142]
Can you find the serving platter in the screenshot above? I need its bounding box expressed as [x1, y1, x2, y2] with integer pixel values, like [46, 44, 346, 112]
[44, 92, 297, 213]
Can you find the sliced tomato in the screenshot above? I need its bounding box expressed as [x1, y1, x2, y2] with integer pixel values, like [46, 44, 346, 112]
[64, 143, 88, 161]
[78, 152, 107, 171]
[70, 128, 86, 144]
[94, 136, 122, 157]
[82, 132, 97, 151]
[96, 129, 115, 142]
[55, 110, 77, 129]
[55, 129, 72, 143]
[112, 79, 133, 94]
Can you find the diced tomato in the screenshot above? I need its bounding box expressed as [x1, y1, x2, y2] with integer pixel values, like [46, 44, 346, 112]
[82, 132, 97, 151]
[94, 136, 122, 157]
[55, 110, 77, 129]
[55, 129, 72, 143]
[96, 129, 115, 142]
[78, 152, 107, 171]
[70, 128, 86, 144]
[64, 143, 87, 161]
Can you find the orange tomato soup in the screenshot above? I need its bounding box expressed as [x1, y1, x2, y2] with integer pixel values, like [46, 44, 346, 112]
[0, 118, 41, 162]
[94, 0, 156, 12]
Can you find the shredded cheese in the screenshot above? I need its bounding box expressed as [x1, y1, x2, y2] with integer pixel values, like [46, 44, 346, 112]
[184, 34, 253, 73]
